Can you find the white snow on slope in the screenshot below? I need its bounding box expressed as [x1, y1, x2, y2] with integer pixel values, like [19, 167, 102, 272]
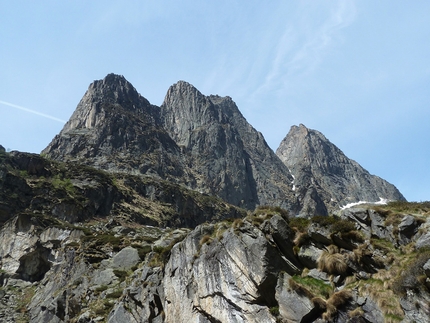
[340, 197, 389, 210]
[288, 168, 296, 191]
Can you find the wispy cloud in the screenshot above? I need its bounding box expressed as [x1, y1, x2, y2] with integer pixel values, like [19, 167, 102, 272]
[0, 100, 66, 123]
[256, 0, 356, 96]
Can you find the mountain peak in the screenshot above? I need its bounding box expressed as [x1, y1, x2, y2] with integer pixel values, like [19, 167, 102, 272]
[43, 75, 404, 215]
[163, 80, 206, 107]
[85, 73, 144, 107]
[276, 124, 405, 212]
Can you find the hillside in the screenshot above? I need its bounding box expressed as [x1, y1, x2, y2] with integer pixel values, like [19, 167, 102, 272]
[0, 74, 423, 323]
[0, 149, 429, 322]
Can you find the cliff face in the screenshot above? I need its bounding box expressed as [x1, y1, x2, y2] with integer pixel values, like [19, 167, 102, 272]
[160, 81, 296, 210]
[276, 124, 405, 215]
[43, 75, 298, 212]
[42, 74, 188, 183]
[42, 74, 403, 215]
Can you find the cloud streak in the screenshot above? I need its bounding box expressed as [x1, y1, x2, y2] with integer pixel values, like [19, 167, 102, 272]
[0, 100, 66, 123]
[257, 0, 356, 96]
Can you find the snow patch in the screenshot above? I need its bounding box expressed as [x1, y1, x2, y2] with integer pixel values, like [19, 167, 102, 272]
[288, 168, 295, 191]
[340, 197, 389, 210]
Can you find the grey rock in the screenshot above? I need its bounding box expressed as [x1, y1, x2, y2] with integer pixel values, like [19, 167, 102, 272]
[339, 208, 372, 238]
[108, 303, 138, 323]
[92, 268, 116, 286]
[276, 124, 405, 215]
[160, 81, 296, 211]
[162, 221, 292, 322]
[400, 292, 430, 323]
[424, 259, 430, 278]
[307, 222, 332, 245]
[398, 215, 419, 245]
[306, 268, 330, 282]
[111, 247, 140, 270]
[42, 74, 297, 213]
[416, 232, 430, 249]
[275, 271, 315, 323]
[369, 209, 394, 242]
[361, 297, 385, 323]
[41, 74, 405, 217]
[298, 244, 323, 269]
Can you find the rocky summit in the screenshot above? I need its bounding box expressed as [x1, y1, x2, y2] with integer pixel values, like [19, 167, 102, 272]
[1, 74, 427, 323]
[276, 124, 405, 215]
[43, 74, 404, 215]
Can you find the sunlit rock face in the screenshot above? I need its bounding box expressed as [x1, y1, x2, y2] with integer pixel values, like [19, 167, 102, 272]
[160, 80, 296, 210]
[276, 124, 405, 215]
[42, 74, 297, 212]
[43, 74, 404, 215]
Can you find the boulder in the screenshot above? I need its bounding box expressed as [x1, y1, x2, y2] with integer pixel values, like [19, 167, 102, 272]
[298, 244, 323, 269]
[275, 272, 316, 323]
[416, 232, 430, 250]
[398, 215, 419, 245]
[111, 247, 140, 270]
[308, 223, 332, 245]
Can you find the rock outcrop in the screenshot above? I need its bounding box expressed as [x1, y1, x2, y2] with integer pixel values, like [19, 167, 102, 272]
[1, 193, 429, 322]
[42, 74, 404, 215]
[276, 124, 405, 215]
[42, 74, 188, 183]
[160, 81, 296, 210]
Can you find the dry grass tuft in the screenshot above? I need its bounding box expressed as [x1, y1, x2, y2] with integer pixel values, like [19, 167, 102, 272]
[199, 234, 212, 246]
[294, 232, 310, 247]
[232, 218, 244, 229]
[311, 297, 327, 310]
[344, 275, 357, 286]
[318, 245, 348, 275]
[349, 243, 373, 265]
[355, 276, 404, 321]
[348, 307, 364, 318]
[327, 290, 352, 308]
[321, 290, 352, 321]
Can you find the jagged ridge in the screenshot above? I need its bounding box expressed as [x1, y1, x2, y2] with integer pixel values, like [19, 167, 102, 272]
[276, 124, 405, 215]
[43, 73, 404, 215]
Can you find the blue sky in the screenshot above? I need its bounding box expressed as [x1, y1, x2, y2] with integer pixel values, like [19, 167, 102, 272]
[1, 1, 429, 202]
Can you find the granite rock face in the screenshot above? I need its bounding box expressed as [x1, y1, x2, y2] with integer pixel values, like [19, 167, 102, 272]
[276, 124, 405, 215]
[160, 81, 296, 210]
[42, 74, 405, 215]
[2, 206, 428, 323]
[43, 75, 298, 212]
[42, 74, 188, 182]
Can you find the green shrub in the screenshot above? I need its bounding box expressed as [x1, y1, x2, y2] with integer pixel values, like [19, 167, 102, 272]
[106, 289, 123, 299]
[311, 215, 337, 227]
[289, 217, 310, 232]
[94, 285, 108, 293]
[19, 170, 29, 178]
[269, 306, 280, 316]
[51, 175, 76, 195]
[82, 233, 122, 250]
[290, 275, 333, 299]
[113, 270, 128, 282]
[331, 219, 356, 233]
[392, 249, 430, 295]
[131, 244, 151, 260]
